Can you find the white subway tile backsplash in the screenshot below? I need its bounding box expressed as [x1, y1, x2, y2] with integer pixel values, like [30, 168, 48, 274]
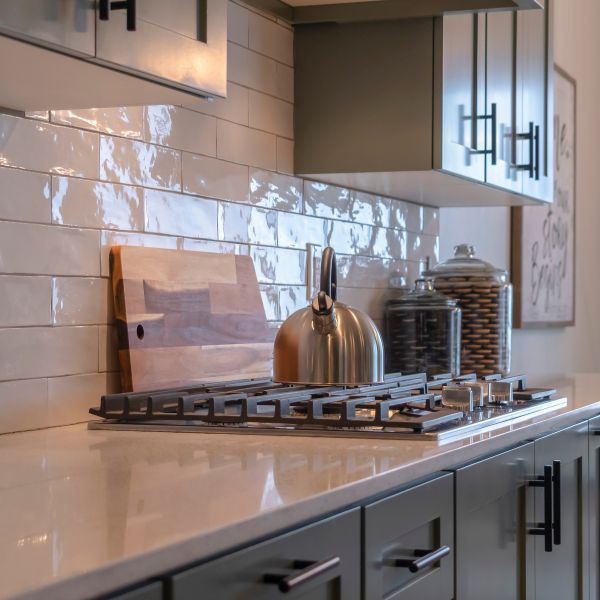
[0, 327, 98, 381]
[52, 278, 110, 326]
[99, 136, 181, 191]
[248, 12, 294, 66]
[0, 3, 439, 433]
[143, 106, 217, 157]
[218, 202, 277, 245]
[51, 176, 144, 231]
[217, 120, 276, 170]
[144, 189, 218, 239]
[0, 276, 52, 326]
[0, 168, 50, 224]
[182, 153, 249, 203]
[0, 222, 100, 276]
[0, 114, 99, 178]
[249, 169, 302, 212]
[249, 91, 293, 138]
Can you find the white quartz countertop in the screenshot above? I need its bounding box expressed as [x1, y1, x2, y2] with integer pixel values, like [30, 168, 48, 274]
[3, 373, 600, 600]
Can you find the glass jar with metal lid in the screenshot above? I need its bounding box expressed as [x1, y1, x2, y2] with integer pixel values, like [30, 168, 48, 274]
[423, 244, 512, 376]
[384, 278, 461, 376]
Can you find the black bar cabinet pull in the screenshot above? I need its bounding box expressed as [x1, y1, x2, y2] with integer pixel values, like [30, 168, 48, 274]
[534, 124, 540, 181]
[394, 545, 451, 573]
[553, 460, 561, 545]
[264, 556, 340, 593]
[514, 121, 535, 178]
[469, 103, 497, 165]
[99, 0, 136, 31]
[528, 464, 553, 552]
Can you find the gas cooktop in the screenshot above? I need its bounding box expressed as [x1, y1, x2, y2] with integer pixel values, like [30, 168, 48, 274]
[89, 372, 566, 442]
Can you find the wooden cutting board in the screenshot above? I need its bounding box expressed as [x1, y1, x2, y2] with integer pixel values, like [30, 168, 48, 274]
[110, 246, 275, 392]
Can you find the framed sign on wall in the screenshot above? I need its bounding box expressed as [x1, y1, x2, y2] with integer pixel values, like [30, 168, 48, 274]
[511, 65, 576, 328]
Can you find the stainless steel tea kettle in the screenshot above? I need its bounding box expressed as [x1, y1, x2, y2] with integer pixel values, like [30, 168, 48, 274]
[273, 247, 384, 385]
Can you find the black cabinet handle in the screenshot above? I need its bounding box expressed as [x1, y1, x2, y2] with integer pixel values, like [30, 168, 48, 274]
[264, 556, 340, 593]
[394, 545, 451, 573]
[514, 121, 539, 179]
[528, 464, 553, 552]
[468, 103, 497, 165]
[592, 430, 600, 435]
[99, 0, 136, 31]
[553, 460, 561, 545]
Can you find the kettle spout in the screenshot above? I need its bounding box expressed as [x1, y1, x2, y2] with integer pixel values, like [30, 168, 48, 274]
[312, 291, 337, 334]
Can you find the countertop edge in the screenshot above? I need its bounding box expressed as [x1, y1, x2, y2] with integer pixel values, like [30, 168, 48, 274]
[9, 394, 600, 600]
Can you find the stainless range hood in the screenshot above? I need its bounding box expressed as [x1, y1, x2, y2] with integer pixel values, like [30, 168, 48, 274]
[293, 4, 553, 207]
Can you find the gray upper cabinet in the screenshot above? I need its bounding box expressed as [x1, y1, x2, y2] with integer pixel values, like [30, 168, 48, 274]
[95, 0, 227, 97]
[589, 417, 600, 600]
[0, 0, 94, 56]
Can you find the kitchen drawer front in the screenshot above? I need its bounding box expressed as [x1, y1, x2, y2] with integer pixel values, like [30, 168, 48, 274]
[95, 0, 226, 98]
[108, 582, 163, 600]
[364, 473, 453, 600]
[454, 442, 535, 600]
[0, 0, 95, 56]
[168, 509, 360, 600]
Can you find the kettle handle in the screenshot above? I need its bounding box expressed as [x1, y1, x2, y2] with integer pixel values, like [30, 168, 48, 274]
[320, 247, 337, 301]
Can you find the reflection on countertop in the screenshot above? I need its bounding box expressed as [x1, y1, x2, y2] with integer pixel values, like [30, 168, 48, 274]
[0, 373, 598, 600]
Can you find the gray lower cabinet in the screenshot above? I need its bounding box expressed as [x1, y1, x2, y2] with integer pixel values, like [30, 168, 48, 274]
[534, 422, 589, 600]
[454, 442, 535, 600]
[108, 582, 163, 600]
[167, 509, 360, 599]
[590, 417, 600, 599]
[363, 473, 454, 599]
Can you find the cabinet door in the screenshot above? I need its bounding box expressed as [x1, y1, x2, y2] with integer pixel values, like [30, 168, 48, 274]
[454, 443, 535, 600]
[516, 2, 553, 202]
[109, 582, 162, 600]
[0, 0, 94, 56]
[534, 422, 589, 600]
[441, 13, 486, 183]
[364, 473, 454, 600]
[96, 0, 227, 98]
[168, 509, 360, 600]
[485, 11, 520, 193]
[589, 417, 600, 600]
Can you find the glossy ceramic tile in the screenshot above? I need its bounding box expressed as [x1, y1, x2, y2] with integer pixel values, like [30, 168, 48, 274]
[250, 246, 305, 285]
[351, 191, 391, 228]
[51, 176, 144, 231]
[249, 169, 302, 212]
[217, 120, 276, 171]
[52, 278, 110, 326]
[0, 276, 52, 327]
[259, 285, 280, 321]
[389, 198, 423, 232]
[99, 136, 181, 191]
[0, 222, 100, 276]
[276, 137, 294, 175]
[0, 327, 98, 381]
[249, 91, 293, 138]
[422, 207, 439, 236]
[144, 189, 218, 239]
[98, 325, 119, 373]
[0, 168, 50, 224]
[48, 373, 119, 427]
[219, 202, 277, 245]
[228, 1, 249, 46]
[279, 285, 307, 319]
[0, 114, 99, 178]
[51, 107, 144, 138]
[100, 231, 179, 277]
[249, 11, 294, 66]
[181, 238, 249, 255]
[278, 212, 327, 249]
[304, 181, 352, 220]
[143, 106, 216, 157]
[337, 286, 388, 320]
[0, 379, 48, 434]
[183, 83, 249, 127]
[407, 232, 440, 264]
[335, 255, 394, 289]
[182, 153, 249, 203]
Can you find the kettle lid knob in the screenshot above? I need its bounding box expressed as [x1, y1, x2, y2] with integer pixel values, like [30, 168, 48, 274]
[312, 290, 334, 315]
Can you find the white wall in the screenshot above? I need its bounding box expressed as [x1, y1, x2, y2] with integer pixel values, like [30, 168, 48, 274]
[440, 0, 600, 377]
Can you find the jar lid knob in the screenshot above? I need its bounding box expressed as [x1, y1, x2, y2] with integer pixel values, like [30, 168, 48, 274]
[414, 278, 434, 291]
[454, 244, 475, 258]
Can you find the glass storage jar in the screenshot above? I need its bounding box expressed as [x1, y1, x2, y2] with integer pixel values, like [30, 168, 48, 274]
[384, 278, 461, 376]
[424, 244, 512, 376]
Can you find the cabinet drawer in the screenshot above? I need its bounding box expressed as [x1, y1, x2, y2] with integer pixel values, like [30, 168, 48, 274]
[168, 509, 360, 600]
[363, 473, 453, 600]
[109, 582, 163, 600]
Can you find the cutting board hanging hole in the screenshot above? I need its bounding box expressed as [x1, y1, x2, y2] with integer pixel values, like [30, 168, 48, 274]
[136, 324, 144, 340]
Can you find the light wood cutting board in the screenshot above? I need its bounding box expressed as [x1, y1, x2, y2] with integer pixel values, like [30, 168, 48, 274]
[110, 246, 275, 392]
